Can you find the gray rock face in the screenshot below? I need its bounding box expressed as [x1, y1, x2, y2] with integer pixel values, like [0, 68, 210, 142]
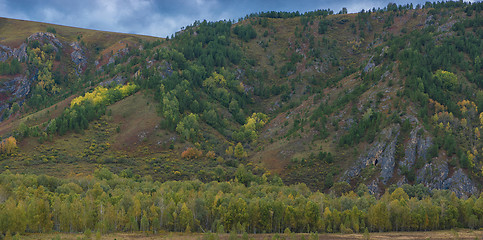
[146, 60, 154, 69]
[443, 169, 478, 198]
[0, 44, 12, 62]
[0, 104, 8, 113]
[118, 47, 129, 56]
[28, 32, 63, 51]
[396, 176, 408, 187]
[417, 135, 432, 162]
[379, 128, 399, 184]
[99, 75, 126, 87]
[1, 32, 61, 63]
[0, 43, 27, 62]
[344, 125, 400, 184]
[425, 15, 434, 27]
[106, 47, 130, 67]
[70, 42, 87, 73]
[0, 75, 30, 99]
[417, 161, 449, 190]
[417, 161, 478, 198]
[344, 118, 355, 131]
[398, 115, 432, 171]
[12, 43, 27, 62]
[367, 179, 380, 195]
[159, 61, 173, 78]
[400, 126, 431, 170]
[12, 76, 30, 99]
[363, 56, 375, 73]
[438, 21, 455, 32]
[0, 78, 17, 94]
[0, 75, 31, 122]
[108, 56, 115, 65]
[400, 127, 420, 169]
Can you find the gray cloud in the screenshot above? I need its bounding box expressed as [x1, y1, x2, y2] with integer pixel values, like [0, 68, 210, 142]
[0, 0, 460, 37]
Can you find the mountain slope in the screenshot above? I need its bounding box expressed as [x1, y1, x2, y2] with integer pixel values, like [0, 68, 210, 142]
[0, 2, 482, 197]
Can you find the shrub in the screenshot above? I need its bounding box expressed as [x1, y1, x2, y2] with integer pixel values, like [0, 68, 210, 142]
[181, 147, 203, 159]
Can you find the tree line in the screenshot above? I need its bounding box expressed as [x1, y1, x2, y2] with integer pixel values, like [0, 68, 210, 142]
[0, 169, 481, 236]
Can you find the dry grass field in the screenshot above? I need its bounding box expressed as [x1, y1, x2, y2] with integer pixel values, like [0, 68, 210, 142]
[20, 229, 483, 240]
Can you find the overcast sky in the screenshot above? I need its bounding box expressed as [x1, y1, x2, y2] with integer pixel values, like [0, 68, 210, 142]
[0, 0, 460, 37]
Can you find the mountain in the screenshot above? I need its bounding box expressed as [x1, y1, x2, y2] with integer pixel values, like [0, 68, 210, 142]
[0, 1, 482, 199]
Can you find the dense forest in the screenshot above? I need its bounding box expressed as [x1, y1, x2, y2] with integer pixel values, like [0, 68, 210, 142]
[0, 170, 482, 236]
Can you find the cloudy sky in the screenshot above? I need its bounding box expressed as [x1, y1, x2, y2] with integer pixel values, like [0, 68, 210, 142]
[0, 0, 445, 37]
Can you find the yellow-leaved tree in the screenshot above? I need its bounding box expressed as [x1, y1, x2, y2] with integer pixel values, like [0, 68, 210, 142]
[202, 71, 226, 89]
[0, 136, 17, 154]
[233, 112, 269, 143]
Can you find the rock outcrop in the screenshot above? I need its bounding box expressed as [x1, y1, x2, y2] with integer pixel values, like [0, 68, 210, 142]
[0, 75, 31, 122]
[107, 47, 129, 66]
[28, 32, 63, 51]
[363, 56, 375, 73]
[343, 121, 478, 198]
[0, 45, 12, 62]
[12, 43, 28, 61]
[0, 43, 27, 62]
[12, 75, 30, 99]
[99, 75, 126, 87]
[416, 161, 449, 191]
[0, 75, 30, 100]
[70, 42, 87, 73]
[399, 127, 432, 170]
[0, 32, 61, 64]
[443, 169, 478, 198]
[158, 61, 173, 78]
[344, 125, 400, 184]
[417, 161, 478, 198]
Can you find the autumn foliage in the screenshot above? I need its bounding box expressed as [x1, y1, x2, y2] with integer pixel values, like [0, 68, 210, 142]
[70, 83, 138, 107]
[0, 136, 17, 154]
[181, 147, 203, 159]
[205, 150, 216, 159]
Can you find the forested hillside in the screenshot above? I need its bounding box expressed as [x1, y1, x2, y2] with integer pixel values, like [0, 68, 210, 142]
[0, 1, 482, 236]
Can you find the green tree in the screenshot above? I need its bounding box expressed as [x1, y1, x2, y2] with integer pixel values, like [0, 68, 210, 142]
[234, 142, 247, 159]
[176, 113, 200, 140]
[141, 210, 149, 232]
[368, 201, 391, 232]
[161, 93, 180, 130]
[433, 70, 458, 91]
